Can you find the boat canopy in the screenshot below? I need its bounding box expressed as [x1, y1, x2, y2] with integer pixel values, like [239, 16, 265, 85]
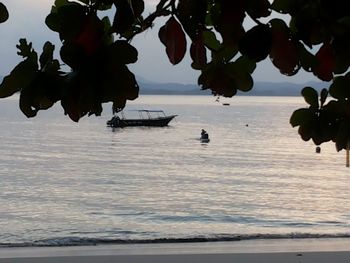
[117, 109, 168, 119]
[128, 110, 166, 112]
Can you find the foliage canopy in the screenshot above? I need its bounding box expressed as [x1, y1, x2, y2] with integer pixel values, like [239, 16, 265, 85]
[1, 0, 350, 152]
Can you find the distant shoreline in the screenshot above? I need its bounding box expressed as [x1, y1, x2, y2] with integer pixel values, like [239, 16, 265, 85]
[138, 80, 328, 96]
[139, 91, 302, 96]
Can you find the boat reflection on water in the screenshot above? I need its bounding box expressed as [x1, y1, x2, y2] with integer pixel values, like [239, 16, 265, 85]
[107, 110, 177, 128]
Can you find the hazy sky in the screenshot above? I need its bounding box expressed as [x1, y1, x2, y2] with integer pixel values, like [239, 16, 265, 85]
[0, 0, 320, 84]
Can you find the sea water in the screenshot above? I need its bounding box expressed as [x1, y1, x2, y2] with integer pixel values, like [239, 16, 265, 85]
[0, 95, 349, 246]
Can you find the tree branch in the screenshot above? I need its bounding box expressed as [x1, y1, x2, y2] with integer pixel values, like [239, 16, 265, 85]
[127, 0, 174, 40]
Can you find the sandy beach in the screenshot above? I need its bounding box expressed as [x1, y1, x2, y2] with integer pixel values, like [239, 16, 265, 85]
[1, 238, 350, 262]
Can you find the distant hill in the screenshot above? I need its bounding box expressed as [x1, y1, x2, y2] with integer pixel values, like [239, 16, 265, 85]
[137, 77, 328, 96]
[139, 81, 211, 95]
[0, 75, 328, 97]
[243, 81, 328, 96]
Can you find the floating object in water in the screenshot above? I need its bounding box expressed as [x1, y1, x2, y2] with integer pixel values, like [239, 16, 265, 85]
[316, 146, 321, 153]
[200, 129, 210, 143]
[222, 103, 230, 106]
[107, 110, 177, 128]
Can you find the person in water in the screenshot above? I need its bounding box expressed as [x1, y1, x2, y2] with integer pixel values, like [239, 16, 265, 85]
[201, 129, 209, 139]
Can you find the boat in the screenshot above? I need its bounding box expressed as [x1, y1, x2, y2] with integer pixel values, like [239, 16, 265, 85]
[222, 103, 230, 106]
[107, 110, 177, 128]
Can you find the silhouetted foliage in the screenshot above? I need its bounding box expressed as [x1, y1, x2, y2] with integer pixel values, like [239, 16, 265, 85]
[1, 0, 350, 151]
[0, 2, 8, 23]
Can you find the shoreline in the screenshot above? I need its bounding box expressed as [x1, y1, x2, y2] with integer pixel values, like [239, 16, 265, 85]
[1, 238, 350, 262]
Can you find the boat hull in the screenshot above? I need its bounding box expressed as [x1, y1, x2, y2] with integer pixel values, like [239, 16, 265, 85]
[107, 115, 177, 128]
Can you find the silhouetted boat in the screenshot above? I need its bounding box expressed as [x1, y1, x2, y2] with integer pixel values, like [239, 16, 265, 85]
[222, 103, 230, 106]
[107, 110, 177, 128]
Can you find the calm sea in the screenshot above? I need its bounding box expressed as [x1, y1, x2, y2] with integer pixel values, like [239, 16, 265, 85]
[0, 95, 349, 247]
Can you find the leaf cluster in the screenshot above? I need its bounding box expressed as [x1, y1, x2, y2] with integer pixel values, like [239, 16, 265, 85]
[151, 0, 350, 152]
[1, 0, 139, 121]
[291, 74, 350, 151]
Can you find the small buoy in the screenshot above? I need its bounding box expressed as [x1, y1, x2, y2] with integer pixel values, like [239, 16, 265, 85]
[316, 146, 321, 153]
[245, 124, 249, 127]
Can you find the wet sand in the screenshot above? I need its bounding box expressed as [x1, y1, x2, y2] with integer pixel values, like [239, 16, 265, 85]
[1, 238, 350, 262]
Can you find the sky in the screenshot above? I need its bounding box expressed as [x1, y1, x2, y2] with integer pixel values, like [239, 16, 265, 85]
[0, 0, 320, 85]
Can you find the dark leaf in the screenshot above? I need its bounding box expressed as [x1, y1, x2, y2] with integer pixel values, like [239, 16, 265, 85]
[159, 16, 187, 65]
[177, 0, 206, 25]
[93, 0, 114, 10]
[177, 0, 207, 40]
[332, 30, 350, 74]
[19, 89, 39, 118]
[108, 41, 138, 65]
[292, 14, 325, 47]
[297, 43, 317, 72]
[298, 123, 313, 141]
[19, 73, 59, 118]
[269, 19, 300, 75]
[61, 72, 91, 122]
[101, 16, 114, 44]
[239, 24, 272, 62]
[320, 88, 328, 107]
[234, 56, 256, 74]
[214, 0, 245, 46]
[98, 56, 139, 104]
[73, 15, 104, 55]
[16, 39, 38, 63]
[198, 64, 237, 97]
[245, 0, 271, 19]
[313, 43, 336, 81]
[113, 0, 144, 35]
[54, 0, 71, 8]
[46, 4, 86, 41]
[45, 13, 61, 32]
[39, 42, 55, 70]
[60, 42, 86, 70]
[290, 108, 313, 127]
[202, 30, 220, 51]
[335, 122, 350, 151]
[271, 0, 294, 13]
[0, 60, 38, 98]
[231, 71, 253, 92]
[190, 37, 207, 69]
[0, 2, 9, 23]
[329, 75, 350, 100]
[211, 45, 239, 64]
[210, 72, 237, 97]
[129, 0, 144, 17]
[113, 100, 127, 113]
[302, 87, 319, 108]
[225, 63, 253, 92]
[46, 59, 61, 74]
